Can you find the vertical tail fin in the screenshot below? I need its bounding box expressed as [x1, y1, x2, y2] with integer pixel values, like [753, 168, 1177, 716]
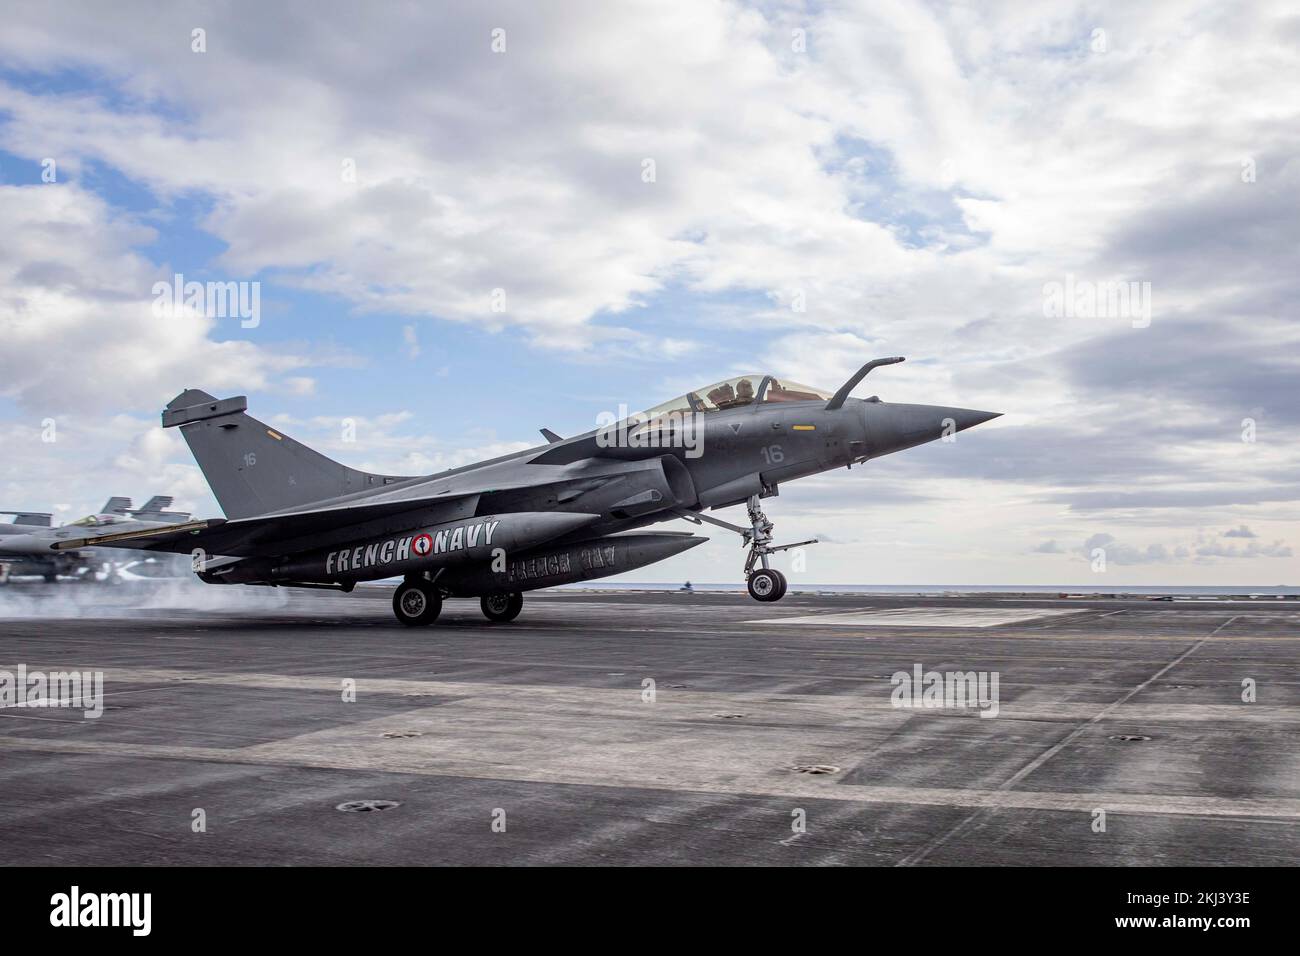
[128, 496, 191, 522]
[101, 497, 133, 515]
[162, 389, 412, 519]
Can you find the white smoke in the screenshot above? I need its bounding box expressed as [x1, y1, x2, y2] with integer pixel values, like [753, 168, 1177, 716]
[0, 575, 290, 619]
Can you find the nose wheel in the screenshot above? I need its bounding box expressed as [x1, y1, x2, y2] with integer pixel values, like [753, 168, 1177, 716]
[747, 567, 787, 601]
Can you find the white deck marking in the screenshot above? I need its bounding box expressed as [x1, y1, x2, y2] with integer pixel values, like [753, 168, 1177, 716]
[749, 607, 1087, 628]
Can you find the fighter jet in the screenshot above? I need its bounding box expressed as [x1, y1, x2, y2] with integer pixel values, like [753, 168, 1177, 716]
[55, 357, 999, 624]
[0, 497, 192, 582]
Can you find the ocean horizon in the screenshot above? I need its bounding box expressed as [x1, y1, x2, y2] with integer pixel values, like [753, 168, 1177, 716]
[558, 582, 1300, 596]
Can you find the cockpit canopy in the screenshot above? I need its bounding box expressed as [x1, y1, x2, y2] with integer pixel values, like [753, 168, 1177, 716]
[68, 514, 123, 528]
[641, 375, 832, 419]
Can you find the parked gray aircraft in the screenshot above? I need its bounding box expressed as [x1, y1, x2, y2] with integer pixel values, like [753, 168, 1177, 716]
[55, 358, 999, 624]
[0, 497, 192, 582]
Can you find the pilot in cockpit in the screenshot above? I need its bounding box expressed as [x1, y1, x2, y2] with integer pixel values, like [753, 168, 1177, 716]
[707, 383, 735, 407]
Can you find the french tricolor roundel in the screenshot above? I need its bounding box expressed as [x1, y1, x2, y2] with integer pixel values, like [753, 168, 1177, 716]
[412, 533, 433, 557]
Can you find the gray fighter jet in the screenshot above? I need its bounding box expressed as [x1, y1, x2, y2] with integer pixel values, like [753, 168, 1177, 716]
[0, 497, 192, 582]
[56, 357, 999, 624]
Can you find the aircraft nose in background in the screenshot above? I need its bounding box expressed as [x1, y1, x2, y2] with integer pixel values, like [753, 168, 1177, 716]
[863, 402, 1002, 457]
[0, 534, 56, 555]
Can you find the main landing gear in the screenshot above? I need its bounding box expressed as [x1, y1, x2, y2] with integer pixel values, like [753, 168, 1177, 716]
[480, 592, 524, 623]
[393, 577, 442, 626]
[391, 576, 525, 626]
[676, 494, 816, 603]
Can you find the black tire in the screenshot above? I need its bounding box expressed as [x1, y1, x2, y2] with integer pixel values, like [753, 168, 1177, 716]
[480, 591, 523, 622]
[747, 568, 784, 602]
[773, 569, 788, 600]
[43, 573, 58, 584]
[392, 580, 442, 626]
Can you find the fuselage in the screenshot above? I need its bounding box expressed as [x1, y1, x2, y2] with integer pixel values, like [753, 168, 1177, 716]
[356, 394, 999, 543]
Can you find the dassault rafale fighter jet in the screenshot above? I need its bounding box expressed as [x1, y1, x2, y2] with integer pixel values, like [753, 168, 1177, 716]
[56, 358, 999, 625]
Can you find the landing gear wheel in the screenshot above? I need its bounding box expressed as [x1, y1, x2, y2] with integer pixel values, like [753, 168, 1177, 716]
[480, 591, 523, 622]
[392, 580, 442, 626]
[748, 568, 786, 602]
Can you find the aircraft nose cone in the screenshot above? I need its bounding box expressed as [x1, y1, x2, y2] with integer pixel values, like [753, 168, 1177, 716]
[863, 402, 1001, 456]
[942, 406, 1003, 433]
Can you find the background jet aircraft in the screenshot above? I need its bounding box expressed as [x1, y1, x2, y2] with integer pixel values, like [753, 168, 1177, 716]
[0, 497, 193, 583]
[57, 357, 999, 624]
[90, 495, 189, 523]
[1, 497, 134, 581]
[0, 510, 53, 536]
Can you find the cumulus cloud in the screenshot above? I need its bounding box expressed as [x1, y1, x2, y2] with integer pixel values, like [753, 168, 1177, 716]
[1073, 528, 1292, 567]
[1081, 532, 1187, 566]
[265, 411, 533, 477]
[1195, 535, 1292, 559]
[1, 1, 1291, 354]
[0, 183, 314, 413]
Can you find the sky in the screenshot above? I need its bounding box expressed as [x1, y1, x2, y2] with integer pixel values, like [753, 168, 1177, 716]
[0, 0, 1297, 585]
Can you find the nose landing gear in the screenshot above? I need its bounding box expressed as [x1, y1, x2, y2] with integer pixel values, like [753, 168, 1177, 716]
[675, 494, 816, 602]
[742, 495, 809, 601]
